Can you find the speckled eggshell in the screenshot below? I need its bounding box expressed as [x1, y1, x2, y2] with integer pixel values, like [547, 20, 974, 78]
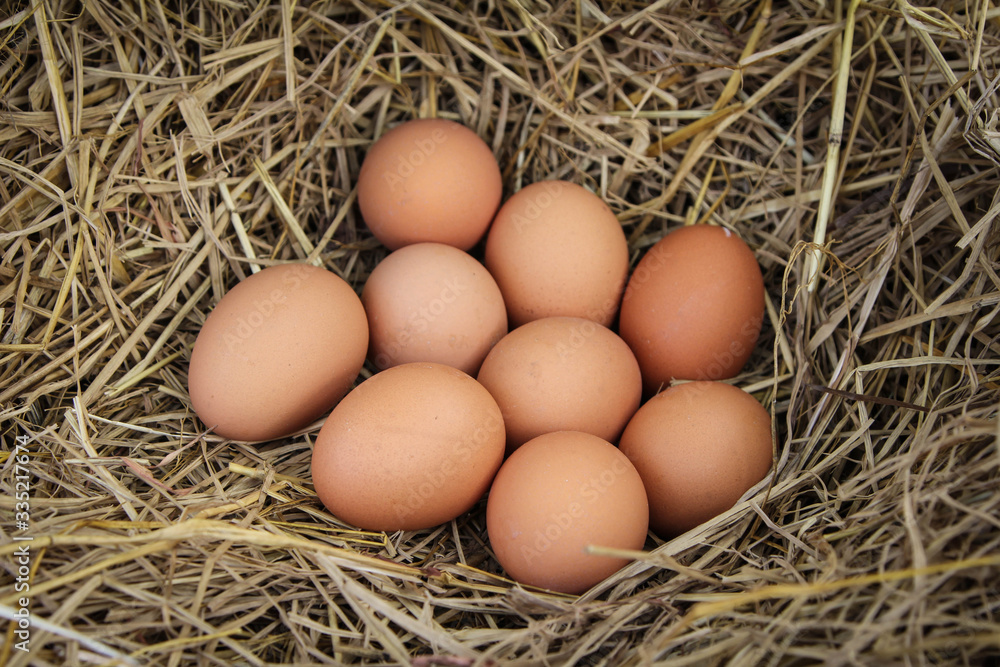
[484, 181, 629, 327]
[311, 362, 505, 532]
[187, 263, 368, 442]
[357, 118, 502, 250]
[618, 380, 773, 538]
[486, 431, 649, 595]
[361, 243, 508, 376]
[476, 316, 642, 453]
[619, 224, 765, 393]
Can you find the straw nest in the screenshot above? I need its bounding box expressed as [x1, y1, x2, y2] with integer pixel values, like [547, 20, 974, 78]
[2, 0, 999, 664]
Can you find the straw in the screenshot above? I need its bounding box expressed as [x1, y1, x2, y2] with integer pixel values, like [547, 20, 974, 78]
[1, 0, 998, 664]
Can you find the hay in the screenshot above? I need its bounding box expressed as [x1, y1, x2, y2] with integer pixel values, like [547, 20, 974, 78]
[2, 0, 999, 664]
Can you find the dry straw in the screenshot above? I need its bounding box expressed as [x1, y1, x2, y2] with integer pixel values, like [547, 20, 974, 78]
[2, 0, 999, 664]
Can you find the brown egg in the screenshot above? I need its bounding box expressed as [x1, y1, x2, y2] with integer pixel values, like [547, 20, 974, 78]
[618, 381, 773, 538]
[476, 317, 642, 453]
[486, 431, 649, 594]
[187, 263, 368, 442]
[619, 224, 765, 393]
[311, 362, 505, 532]
[361, 243, 507, 376]
[357, 118, 502, 250]
[484, 181, 629, 327]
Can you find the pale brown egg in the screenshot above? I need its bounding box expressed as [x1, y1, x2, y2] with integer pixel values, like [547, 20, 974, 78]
[357, 118, 502, 250]
[187, 263, 368, 442]
[311, 362, 505, 532]
[484, 181, 629, 327]
[618, 380, 773, 538]
[361, 243, 507, 376]
[476, 316, 642, 454]
[486, 430, 649, 594]
[619, 224, 765, 393]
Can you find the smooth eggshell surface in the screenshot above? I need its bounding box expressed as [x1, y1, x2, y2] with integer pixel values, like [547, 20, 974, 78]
[362, 243, 507, 376]
[619, 224, 765, 393]
[484, 181, 629, 327]
[618, 381, 773, 538]
[357, 118, 502, 250]
[486, 431, 649, 594]
[476, 316, 642, 453]
[187, 263, 368, 442]
[311, 362, 505, 532]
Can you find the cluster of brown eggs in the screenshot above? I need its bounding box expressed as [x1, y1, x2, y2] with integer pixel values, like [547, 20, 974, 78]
[187, 119, 772, 594]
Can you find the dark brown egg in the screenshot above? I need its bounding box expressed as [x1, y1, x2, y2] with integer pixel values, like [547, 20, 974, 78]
[619, 224, 765, 393]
